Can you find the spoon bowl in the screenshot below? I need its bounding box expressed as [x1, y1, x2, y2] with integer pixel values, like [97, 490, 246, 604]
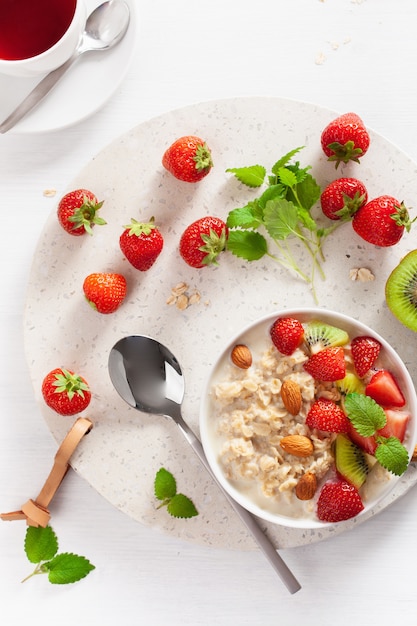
[108, 335, 301, 594]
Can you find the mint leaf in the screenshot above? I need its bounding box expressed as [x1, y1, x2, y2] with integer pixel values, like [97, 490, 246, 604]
[43, 553, 95, 584]
[154, 467, 177, 500]
[167, 494, 198, 519]
[258, 184, 286, 208]
[24, 525, 58, 564]
[154, 467, 199, 518]
[344, 393, 387, 437]
[226, 203, 262, 229]
[276, 167, 298, 189]
[226, 230, 268, 260]
[271, 147, 304, 173]
[294, 172, 321, 212]
[375, 437, 409, 476]
[263, 198, 299, 240]
[226, 165, 266, 188]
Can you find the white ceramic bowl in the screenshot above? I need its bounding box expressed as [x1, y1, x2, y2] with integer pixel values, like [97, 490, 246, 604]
[199, 308, 417, 528]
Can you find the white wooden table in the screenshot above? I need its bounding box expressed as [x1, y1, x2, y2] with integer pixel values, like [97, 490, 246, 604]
[1, 2, 417, 624]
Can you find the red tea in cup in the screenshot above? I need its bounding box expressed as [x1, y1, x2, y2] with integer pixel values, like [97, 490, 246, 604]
[0, 0, 77, 60]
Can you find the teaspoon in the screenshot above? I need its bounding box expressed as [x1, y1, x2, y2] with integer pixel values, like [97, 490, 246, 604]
[108, 335, 301, 594]
[0, 0, 130, 134]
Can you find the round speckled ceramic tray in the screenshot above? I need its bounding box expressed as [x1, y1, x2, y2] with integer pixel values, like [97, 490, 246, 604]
[24, 97, 417, 549]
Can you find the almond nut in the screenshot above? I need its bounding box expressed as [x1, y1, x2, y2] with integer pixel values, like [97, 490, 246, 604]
[295, 472, 317, 500]
[412, 444, 417, 462]
[280, 379, 302, 415]
[280, 434, 314, 458]
[231, 344, 252, 369]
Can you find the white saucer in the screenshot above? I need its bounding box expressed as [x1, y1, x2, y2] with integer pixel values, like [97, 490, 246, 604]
[0, 0, 137, 134]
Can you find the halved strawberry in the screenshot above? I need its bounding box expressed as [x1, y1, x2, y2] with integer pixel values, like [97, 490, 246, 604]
[303, 346, 346, 381]
[347, 421, 377, 455]
[270, 317, 304, 355]
[365, 370, 406, 408]
[351, 335, 381, 377]
[317, 480, 364, 522]
[306, 398, 350, 433]
[378, 409, 410, 442]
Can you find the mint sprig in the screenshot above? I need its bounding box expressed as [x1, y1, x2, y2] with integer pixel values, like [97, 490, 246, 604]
[226, 147, 334, 301]
[154, 468, 198, 518]
[344, 393, 409, 476]
[22, 525, 95, 584]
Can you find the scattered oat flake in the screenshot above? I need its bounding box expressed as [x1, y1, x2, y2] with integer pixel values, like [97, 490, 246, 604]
[188, 292, 201, 306]
[171, 282, 188, 296]
[349, 267, 375, 282]
[167, 283, 201, 310]
[176, 294, 189, 310]
[43, 188, 56, 197]
[315, 52, 326, 65]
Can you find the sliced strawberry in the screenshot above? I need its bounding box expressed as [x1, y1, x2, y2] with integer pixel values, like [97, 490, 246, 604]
[317, 480, 364, 522]
[347, 421, 377, 455]
[303, 346, 346, 381]
[378, 409, 410, 442]
[269, 317, 304, 356]
[365, 370, 406, 408]
[306, 398, 350, 433]
[351, 335, 381, 377]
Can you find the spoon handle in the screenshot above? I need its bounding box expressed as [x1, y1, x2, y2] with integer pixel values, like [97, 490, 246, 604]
[175, 416, 301, 594]
[0, 52, 79, 134]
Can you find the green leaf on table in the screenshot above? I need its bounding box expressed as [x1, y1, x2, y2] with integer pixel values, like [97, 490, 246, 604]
[43, 552, 95, 584]
[226, 165, 266, 187]
[167, 494, 198, 519]
[154, 467, 199, 518]
[154, 467, 177, 500]
[226, 230, 268, 260]
[226, 202, 263, 229]
[263, 198, 299, 240]
[24, 525, 58, 564]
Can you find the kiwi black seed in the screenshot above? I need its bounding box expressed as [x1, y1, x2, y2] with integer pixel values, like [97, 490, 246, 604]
[304, 320, 349, 354]
[334, 433, 369, 490]
[385, 249, 417, 332]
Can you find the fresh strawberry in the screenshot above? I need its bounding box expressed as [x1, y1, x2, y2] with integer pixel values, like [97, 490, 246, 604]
[306, 398, 350, 433]
[83, 272, 127, 314]
[350, 335, 381, 377]
[347, 421, 377, 455]
[321, 112, 370, 167]
[57, 188, 105, 236]
[320, 177, 368, 221]
[317, 480, 364, 522]
[162, 136, 213, 182]
[365, 369, 406, 407]
[304, 346, 346, 381]
[41, 368, 91, 416]
[378, 409, 410, 442]
[179, 216, 228, 268]
[120, 218, 164, 271]
[270, 317, 304, 355]
[352, 195, 413, 247]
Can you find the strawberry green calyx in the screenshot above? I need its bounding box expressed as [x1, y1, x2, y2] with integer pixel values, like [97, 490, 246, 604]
[123, 217, 157, 236]
[52, 369, 90, 401]
[334, 191, 367, 221]
[68, 197, 106, 235]
[326, 140, 364, 167]
[199, 227, 228, 266]
[390, 202, 415, 232]
[193, 143, 213, 172]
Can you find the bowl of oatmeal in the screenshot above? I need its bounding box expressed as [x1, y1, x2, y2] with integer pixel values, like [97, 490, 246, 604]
[199, 308, 417, 528]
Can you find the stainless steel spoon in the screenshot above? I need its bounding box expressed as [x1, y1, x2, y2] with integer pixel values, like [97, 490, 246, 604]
[0, 0, 130, 134]
[108, 335, 301, 594]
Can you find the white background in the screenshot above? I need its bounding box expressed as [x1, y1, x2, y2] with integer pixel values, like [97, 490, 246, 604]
[1, 1, 417, 624]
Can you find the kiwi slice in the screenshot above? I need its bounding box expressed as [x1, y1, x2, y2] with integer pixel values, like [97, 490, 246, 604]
[385, 250, 417, 332]
[304, 320, 349, 354]
[336, 372, 365, 396]
[334, 434, 369, 489]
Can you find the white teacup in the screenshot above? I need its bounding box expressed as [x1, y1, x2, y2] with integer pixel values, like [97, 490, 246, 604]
[0, 0, 86, 78]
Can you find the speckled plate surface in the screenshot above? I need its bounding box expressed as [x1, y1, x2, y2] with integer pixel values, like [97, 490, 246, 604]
[24, 97, 417, 549]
